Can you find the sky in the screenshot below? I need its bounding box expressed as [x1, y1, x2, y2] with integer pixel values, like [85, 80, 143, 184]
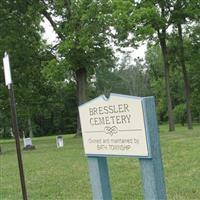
[41, 18, 58, 45]
[41, 18, 147, 63]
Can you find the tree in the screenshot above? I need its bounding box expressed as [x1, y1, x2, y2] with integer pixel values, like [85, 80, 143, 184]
[94, 53, 150, 98]
[0, 0, 39, 136]
[113, 0, 175, 131]
[168, 0, 200, 129]
[0, 0, 52, 137]
[145, 44, 167, 122]
[117, 55, 150, 96]
[186, 24, 200, 122]
[35, 0, 115, 135]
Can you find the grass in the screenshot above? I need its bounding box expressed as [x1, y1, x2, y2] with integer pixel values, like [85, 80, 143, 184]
[0, 124, 200, 200]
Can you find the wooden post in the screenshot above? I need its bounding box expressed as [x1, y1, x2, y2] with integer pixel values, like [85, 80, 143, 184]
[8, 84, 28, 200]
[87, 156, 112, 200]
[139, 97, 167, 200]
[79, 94, 166, 200]
[3, 52, 28, 200]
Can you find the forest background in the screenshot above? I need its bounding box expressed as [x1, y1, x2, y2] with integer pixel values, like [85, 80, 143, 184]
[0, 0, 200, 138]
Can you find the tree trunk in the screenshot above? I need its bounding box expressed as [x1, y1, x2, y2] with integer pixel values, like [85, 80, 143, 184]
[28, 117, 33, 138]
[158, 30, 175, 131]
[177, 23, 193, 129]
[75, 67, 87, 136]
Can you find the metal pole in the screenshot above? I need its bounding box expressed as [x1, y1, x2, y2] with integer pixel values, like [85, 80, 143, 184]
[8, 84, 28, 200]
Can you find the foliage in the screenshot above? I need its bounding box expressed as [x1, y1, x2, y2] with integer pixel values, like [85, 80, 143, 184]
[187, 24, 200, 121]
[145, 45, 166, 122]
[57, 0, 114, 73]
[0, 1, 78, 138]
[37, 0, 117, 135]
[112, 0, 178, 131]
[38, 0, 115, 90]
[0, 0, 43, 137]
[94, 54, 150, 98]
[173, 104, 186, 125]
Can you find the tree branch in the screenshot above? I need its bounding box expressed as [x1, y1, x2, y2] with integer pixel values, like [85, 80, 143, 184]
[40, 0, 65, 40]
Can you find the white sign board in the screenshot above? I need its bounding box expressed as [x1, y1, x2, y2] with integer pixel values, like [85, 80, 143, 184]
[79, 94, 150, 157]
[3, 52, 12, 86]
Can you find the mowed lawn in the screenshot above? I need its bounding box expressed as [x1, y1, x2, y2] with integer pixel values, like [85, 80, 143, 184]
[1, 124, 200, 200]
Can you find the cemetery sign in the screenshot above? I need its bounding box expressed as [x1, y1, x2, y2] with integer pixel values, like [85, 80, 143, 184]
[79, 93, 151, 158]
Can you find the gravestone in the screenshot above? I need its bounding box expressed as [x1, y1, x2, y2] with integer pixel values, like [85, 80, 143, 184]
[79, 93, 166, 200]
[23, 137, 35, 150]
[56, 135, 64, 148]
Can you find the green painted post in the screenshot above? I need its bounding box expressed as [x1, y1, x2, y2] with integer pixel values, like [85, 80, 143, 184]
[87, 156, 112, 200]
[139, 97, 167, 200]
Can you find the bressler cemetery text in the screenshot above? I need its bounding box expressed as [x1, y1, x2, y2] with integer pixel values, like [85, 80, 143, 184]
[79, 94, 150, 157]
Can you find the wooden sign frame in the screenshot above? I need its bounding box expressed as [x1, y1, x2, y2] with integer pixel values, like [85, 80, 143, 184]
[79, 94, 151, 158]
[79, 95, 166, 200]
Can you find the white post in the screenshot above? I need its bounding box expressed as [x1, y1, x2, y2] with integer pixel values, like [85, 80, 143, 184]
[3, 52, 12, 86]
[3, 52, 28, 200]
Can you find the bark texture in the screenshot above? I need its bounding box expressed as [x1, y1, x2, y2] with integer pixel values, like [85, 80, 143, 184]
[158, 29, 175, 131]
[177, 23, 192, 129]
[76, 68, 87, 136]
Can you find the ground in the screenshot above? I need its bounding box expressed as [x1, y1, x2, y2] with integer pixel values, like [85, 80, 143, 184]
[0, 124, 200, 200]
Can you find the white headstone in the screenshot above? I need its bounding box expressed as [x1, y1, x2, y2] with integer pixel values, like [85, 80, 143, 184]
[23, 137, 32, 147]
[56, 136, 64, 148]
[79, 93, 150, 157]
